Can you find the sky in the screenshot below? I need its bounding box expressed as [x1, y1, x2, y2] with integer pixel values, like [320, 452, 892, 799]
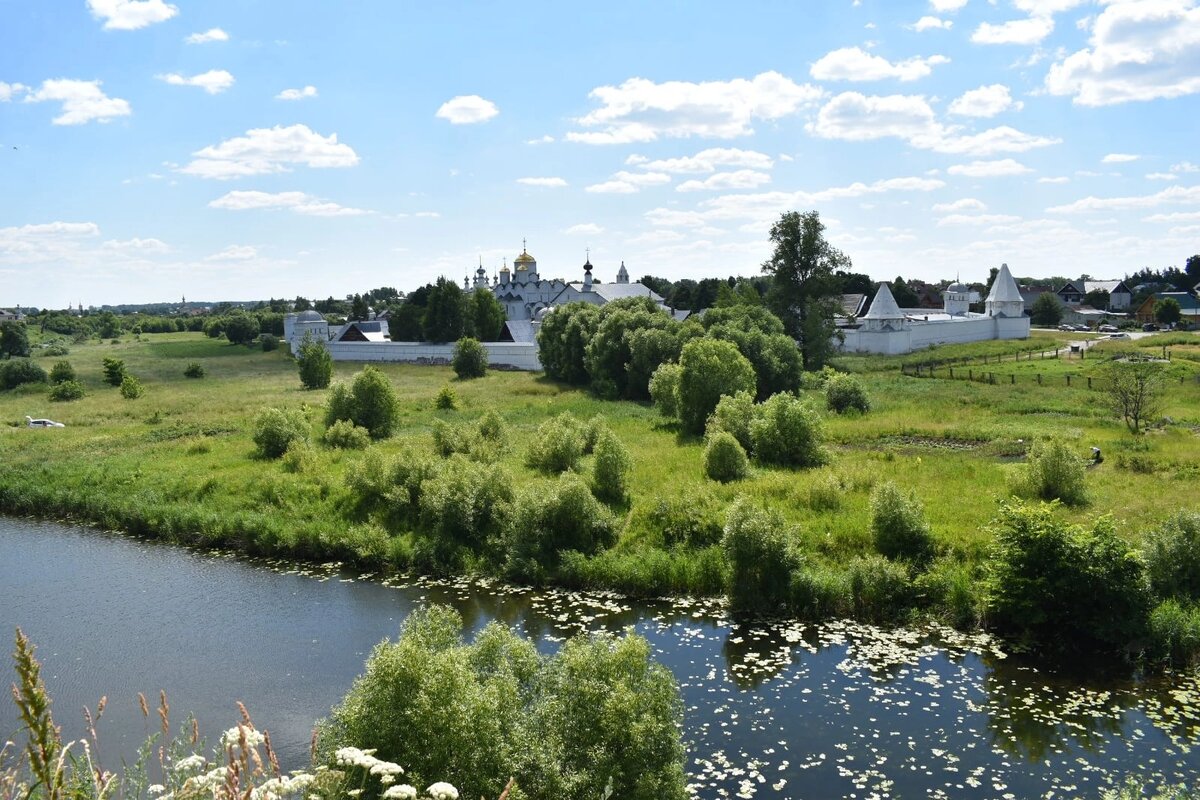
[1, 0, 1198, 308]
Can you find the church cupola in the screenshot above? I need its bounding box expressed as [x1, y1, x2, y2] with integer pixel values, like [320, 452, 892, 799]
[514, 239, 538, 281]
[616, 261, 629, 284]
[499, 258, 510, 285]
[473, 258, 489, 289]
[582, 254, 594, 291]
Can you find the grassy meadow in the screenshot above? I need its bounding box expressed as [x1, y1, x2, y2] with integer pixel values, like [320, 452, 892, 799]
[2, 330, 1200, 619]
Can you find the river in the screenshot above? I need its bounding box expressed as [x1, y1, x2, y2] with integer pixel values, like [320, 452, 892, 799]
[1, 518, 1196, 798]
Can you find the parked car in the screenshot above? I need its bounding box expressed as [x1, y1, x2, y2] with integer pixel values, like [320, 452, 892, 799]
[1058, 324, 1075, 331]
[1073, 324, 1091, 332]
[25, 416, 65, 428]
[1107, 333, 1130, 340]
[1143, 322, 1159, 332]
[1098, 324, 1118, 333]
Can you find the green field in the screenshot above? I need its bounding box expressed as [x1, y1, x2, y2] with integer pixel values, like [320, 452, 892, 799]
[3, 331, 1200, 622]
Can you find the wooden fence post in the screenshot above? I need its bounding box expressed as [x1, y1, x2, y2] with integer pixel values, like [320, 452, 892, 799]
[1038, 374, 1043, 385]
[1066, 375, 1071, 387]
[1011, 374, 1015, 385]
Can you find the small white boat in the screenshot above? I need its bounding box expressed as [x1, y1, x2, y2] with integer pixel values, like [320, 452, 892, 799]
[26, 415, 65, 428]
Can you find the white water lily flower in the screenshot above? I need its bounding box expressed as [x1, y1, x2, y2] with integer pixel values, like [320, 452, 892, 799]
[382, 786, 417, 800]
[426, 782, 459, 800]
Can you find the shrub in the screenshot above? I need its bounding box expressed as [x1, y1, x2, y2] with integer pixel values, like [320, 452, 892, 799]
[985, 500, 1150, 654]
[252, 407, 310, 458]
[526, 413, 584, 474]
[847, 554, 914, 624]
[1019, 436, 1088, 506]
[705, 391, 755, 451]
[870, 481, 935, 564]
[704, 431, 749, 483]
[826, 373, 870, 414]
[581, 414, 607, 454]
[645, 489, 725, 549]
[260, 333, 279, 352]
[435, 384, 459, 410]
[749, 392, 827, 468]
[101, 356, 126, 386]
[183, 362, 205, 378]
[677, 338, 757, 434]
[432, 419, 473, 457]
[48, 379, 85, 401]
[0, 359, 48, 390]
[48, 361, 75, 384]
[476, 409, 507, 447]
[42, 343, 69, 357]
[452, 337, 488, 379]
[323, 418, 371, 450]
[649, 362, 682, 418]
[723, 496, 800, 615]
[324, 367, 401, 439]
[1144, 511, 1200, 603]
[417, 457, 514, 571]
[1148, 599, 1200, 666]
[591, 428, 632, 503]
[505, 473, 617, 581]
[297, 333, 333, 389]
[224, 313, 260, 346]
[119, 374, 144, 399]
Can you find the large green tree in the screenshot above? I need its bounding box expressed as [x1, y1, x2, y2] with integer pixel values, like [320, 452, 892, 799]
[1155, 297, 1182, 325]
[422, 278, 466, 342]
[891, 276, 920, 308]
[466, 289, 506, 342]
[0, 322, 31, 359]
[1030, 292, 1064, 326]
[761, 211, 849, 370]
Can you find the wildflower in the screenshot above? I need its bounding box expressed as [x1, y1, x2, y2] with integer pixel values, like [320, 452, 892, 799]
[174, 754, 206, 771]
[148, 785, 165, 795]
[347, 790, 363, 797]
[383, 786, 417, 800]
[369, 761, 404, 777]
[426, 782, 459, 800]
[221, 725, 265, 749]
[379, 775, 396, 785]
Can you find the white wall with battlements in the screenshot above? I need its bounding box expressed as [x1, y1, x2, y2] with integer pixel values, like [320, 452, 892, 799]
[320, 340, 541, 371]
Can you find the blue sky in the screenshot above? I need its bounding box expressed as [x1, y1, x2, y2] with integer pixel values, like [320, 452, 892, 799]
[2, 0, 1198, 308]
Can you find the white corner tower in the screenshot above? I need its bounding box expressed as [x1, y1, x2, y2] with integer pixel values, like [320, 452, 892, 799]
[985, 263, 1024, 318]
[861, 282, 908, 332]
[616, 261, 629, 284]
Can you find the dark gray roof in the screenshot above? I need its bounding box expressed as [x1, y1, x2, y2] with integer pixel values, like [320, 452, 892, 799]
[502, 320, 536, 343]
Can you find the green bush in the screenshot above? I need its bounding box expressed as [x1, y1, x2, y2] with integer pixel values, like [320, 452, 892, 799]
[749, 392, 827, 468]
[252, 407, 310, 458]
[323, 418, 371, 450]
[582, 414, 607, 454]
[985, 501, 1150, 654]
[0, 359, 48, 390]
[847, 554, 914, 624]
[649, 362, 682, 419]
[418, 456, 514, 571]
[723, 496, 800, 615]
[705, 391, 755, 452]
[101, 356, 126, 386]
[320, 605, 687, 800]
[1148, 599, 1200, 666]
[526, 413, 584, 474]
[1144, 511, 1200, 603]
[119, 374, 144, 399]
[870, 481, 935, 564]
[48, 379, 85, 401]
[505, 473, 617, 581]
[704, 431, 749, 483]
[435, 384, 459, 410]
[260, 333, 279, 352]
[644, 489, 725, 549]
[476, 409, 508, 448]
[324, 366, 400, 439]
[297, 334, 333, 389]
[183, 362, 205, 378]
[48, 361, 75, 385]
[826, 373, 870, 414]
[591, 428, 632, 503]
[678, 339, 757, 434]
[1019, 436, 1088, 506]
[344, 447, 438, 517]
[452, 337, 488, 379]
[432, 419, 473, 457]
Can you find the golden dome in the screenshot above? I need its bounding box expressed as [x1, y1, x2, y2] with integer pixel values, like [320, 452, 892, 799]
[514, 249, 535, 265]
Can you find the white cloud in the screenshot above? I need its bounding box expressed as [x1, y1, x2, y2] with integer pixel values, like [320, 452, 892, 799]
[206, 245, 258, 262]
[87, 0, 177, 30]
[931, 126, 1060, 156]
[933, 198, 987, 212]
[1171, 161, 1200, 173]
[1048, 184, 1200, 213]
[910, 16, 953, 31]
[1146, 172, 1179, 181]
[0, 82, 28, 102]
[0, 221, 169, 268]
[1038, 176, 1071, 183]
[971, 16, 1055, 45]
[567, 71, 824, 144]
[676, 170, 772, 192]
[1046, 1, 1200, 106]
[810, 47, 950, 82]
[158, 70, 235, 95]
[435, 95, 498, 124]
[948, 84, 1023, 117]
[1013, 0, 1089, 14]
[930, 0, 968, 11]
[102, 237, 169, 254]
[180, 124, 360, 179]
[947, 158, 1034, 177]
[276, 85, 318, 101]
[526, 135, 555, 145]
[24, 79, 131, 125]
[1143, 210, 1200, 223]
[208, 190, 371, 216]
[630, 147, 775, 173]
[516, 177, 568, 187]
[936, 213, 1022, 226]
[185, 28, 229, 44]
[1101, 153, 1140, 163]
[585, 171, 671, 194]
[564, 223, 604, 235]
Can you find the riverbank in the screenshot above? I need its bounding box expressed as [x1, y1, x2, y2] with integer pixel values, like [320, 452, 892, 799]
[2, 332, 1200, 644]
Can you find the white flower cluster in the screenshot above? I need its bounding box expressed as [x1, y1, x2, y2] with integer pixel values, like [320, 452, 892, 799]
[333, 747, 404, 777]
[249, 772, 316, 800]
[382, 785, 418, 800]
[220, 725, 266, 749]
[174, 754, 207, 772]
[425, 782, 459, 800]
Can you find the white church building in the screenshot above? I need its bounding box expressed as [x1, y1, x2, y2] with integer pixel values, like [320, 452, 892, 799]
[839, 263, 1030, 355]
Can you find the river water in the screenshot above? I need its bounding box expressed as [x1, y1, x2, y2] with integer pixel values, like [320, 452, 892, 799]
[1, 518, 1196, 798]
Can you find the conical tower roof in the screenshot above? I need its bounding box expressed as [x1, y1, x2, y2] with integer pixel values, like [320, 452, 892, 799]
[986, 263, 1022, 303]
[864, 282, 904, 319]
